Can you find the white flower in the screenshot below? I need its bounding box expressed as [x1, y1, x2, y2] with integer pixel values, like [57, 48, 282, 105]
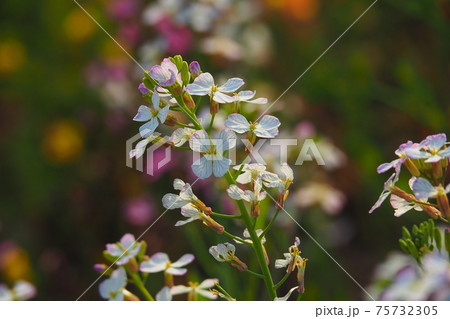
[105, 234, 141, 266]
[129, 135, 158, 159]
[0, 281, 36, 301]
[274, 286, 299, 301]
[233, 90, 267, 104]
[156, 286, 172, 301]
[171, 279, 218, 300]
[140, 253, 194, 276]
[263, 163, 294, 194]
[227, 182, 266, 203]
[224, 113, 280, 138]
[99, 267, 127, 301]
[209, 242, 247, 271]
[133, 92, 169, 137]
[411, 177, 450, 200]
[189, 129, 237, 179]
[233, 163, 267, 184]
[170, 127, 196, 147]
[162, 179, 199, 210]
[275, 237, 307, 293]
[275, 237, 301, 270]
[185, 72, 244, 104]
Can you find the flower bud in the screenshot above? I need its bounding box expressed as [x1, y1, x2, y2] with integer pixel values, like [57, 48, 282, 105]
[420, 204, 441, 219]
[189, 61, 201, 79]
[276, 191, 289, 210]
[183, 92, 195, 109]
[230, 255, 248, 272]
[436, 190, 450, 218]
[203, 216, 224, 234]
[93, 264, 108, 273]
[127, 258, 139, 273]
[210, 100, 219, 114]
[251, 201, 261, 218]
[164, 114, 178, 126]
[138, 83, 150, 95]
[445, 228, 450, 253]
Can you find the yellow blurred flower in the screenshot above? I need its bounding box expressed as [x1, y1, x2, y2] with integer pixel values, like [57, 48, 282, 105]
[0, 243, 32, 282]
[64, 9, 96, 43]
[0, 39, 27, 75]
[42, 119, 84, 163]
[266, 0, 320, 22]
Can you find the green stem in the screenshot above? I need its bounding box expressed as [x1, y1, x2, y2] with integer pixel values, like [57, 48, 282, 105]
[129, 272, 155, 301]
[210, 212, 241, 219]
[259, 209, 281, 239]
[207, 113, 216, 135]
[175, 122, 196, 129]
[224, 171, 277, 300]
[223, 230, 251, 246]
[245, 269, 265, 279]
[172, 94, 202, 130]
[193, 96, 203, 113]
[273, 272, 290, 290]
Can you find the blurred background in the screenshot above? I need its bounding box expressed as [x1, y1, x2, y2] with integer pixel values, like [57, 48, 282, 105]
[0, 0, 449, 300]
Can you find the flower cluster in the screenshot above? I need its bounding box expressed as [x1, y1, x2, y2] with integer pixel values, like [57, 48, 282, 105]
[96, 233, 217, 301]
[101, 55, 307, 301]
[370, 133, 450, 220]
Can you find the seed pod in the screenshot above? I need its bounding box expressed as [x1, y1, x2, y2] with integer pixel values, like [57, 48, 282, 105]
[434, 227, 442, 251]
[399, 239, 409, 254]
[445, 228, 450, 253]
[428, 219, 435, 241]
[412, 225, 420, 236]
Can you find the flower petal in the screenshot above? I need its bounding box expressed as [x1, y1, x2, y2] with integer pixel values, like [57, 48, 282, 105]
[140, 260, 167, 273]
[224, 113, 250, 134]
[236, 90, 255, 101]
[120, 234, 136, 251]
[218, 77, 244, 93]
[162, 193, 188, 209]
[254, 115, 280, 138]
[192, 156, 213, 179]
[106, 244, 122, 257]
[139, 118, 159, 137]
[189, 130, 210, 153]
[166, 267, 187, 276]
[227, 184, 245, 200]
[213, 157, 231, 177]
[157, 104, 170, 123]
[170, 285, 191, 296]
[149, 252, 170, 265]
[196, 288, 218, 300]
[198, 278, 218, 289]
[248, 97, 268, 104]
[133, 105, 152, 122]
[156, 286, 172, 301]
[171, 254, 195, 268]
[412, 177, 438, 199]
[212, 91, 234, 104]
[217, 128, 237, 151]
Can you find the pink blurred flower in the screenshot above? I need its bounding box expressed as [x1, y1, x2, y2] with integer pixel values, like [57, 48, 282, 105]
[107, 0, 139, 20]
[155, 17, 192, 54]
[123, 197, 156, 225]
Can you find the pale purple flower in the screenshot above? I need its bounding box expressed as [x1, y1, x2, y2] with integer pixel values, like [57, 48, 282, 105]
[149, 58, 179, 86]
[390, 194, 422, 217]
[224, 113, 280, 138]
[233, 163, 267, 184]
[233, 90, 267, 104]
[99, 267, 127, 301]
[405, 134, 450, 163]
[369, 173, 399, 214]
[189, 129, 237, 179]
[171, 279, 218, 300]
[128, 137, 153, 159]
[411, 177, 450, 200]
[185, 72, 244, 104]
[133, 92, 169, 137]
[140, 252, 194, 276]
[105, 233, 141, 265]
[377, 141, 419, 174]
